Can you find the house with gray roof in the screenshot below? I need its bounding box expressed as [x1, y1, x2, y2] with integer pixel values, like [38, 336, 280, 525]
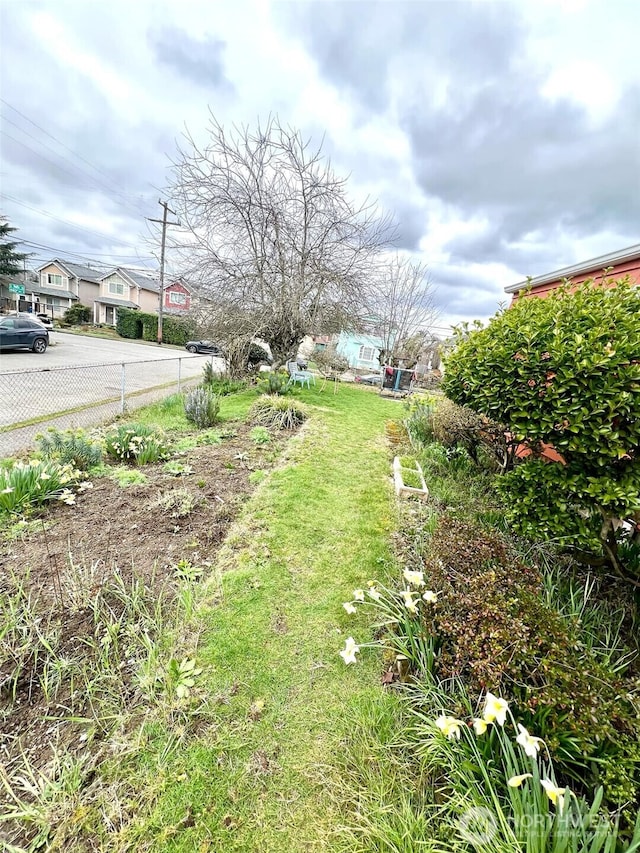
[95, 267, 159, 325]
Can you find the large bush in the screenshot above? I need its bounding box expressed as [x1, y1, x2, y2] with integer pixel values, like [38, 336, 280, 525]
[63, 303, 91, 324]
[442, 280, 640, 581]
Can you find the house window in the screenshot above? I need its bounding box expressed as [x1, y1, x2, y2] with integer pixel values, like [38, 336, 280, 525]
[108, 277, 125, 296]
[169, 291, 187, 305]
[43, 273, 64, 287]
[359, 345, 376, 362]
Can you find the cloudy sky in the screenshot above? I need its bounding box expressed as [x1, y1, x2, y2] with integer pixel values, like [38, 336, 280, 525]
[1, 0, 638, 329]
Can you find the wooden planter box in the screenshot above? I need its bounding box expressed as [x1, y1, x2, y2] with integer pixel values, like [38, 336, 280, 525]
[393, 456, 429, 500]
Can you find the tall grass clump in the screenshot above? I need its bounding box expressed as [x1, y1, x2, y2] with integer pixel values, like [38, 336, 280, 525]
[249, 395, 307, 430]
[36, 428, 102, 471]
[184, 387, 221, 428]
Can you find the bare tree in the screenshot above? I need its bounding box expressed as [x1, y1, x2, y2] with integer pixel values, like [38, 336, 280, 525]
[366, 256, 438, 367]
[169, 114, 393, 367]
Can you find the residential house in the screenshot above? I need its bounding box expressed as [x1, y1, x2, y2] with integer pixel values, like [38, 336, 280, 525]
[335, 330, 384, 371]
[505, 244, 640, 302]
[27, 259, 105, 318]
[95, 267, 159, 325]
[163, 278, 192, 314]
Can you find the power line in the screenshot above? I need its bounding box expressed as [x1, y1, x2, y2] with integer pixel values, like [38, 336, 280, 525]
[0, 99, 152, 217]
[20, 239, 157, 265]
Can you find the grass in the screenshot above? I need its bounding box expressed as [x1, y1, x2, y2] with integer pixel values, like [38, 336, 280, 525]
[65, 382, 403, 850]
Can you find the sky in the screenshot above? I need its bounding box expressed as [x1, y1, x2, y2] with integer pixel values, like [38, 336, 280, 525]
[1, 0, 638, 331]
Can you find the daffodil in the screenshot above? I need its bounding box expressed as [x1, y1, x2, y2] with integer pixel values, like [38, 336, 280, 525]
[340, 637, 360, 665]
[58, 489, 76, 505]
[40, 472, 51, 481]
[516, 724, 544, 758]
[1, 487, 14, 494]
[353, 589, 365, 602]
[403, 569, 425, 588]
[367, 586, 381, 601]
[422, 590, 438, 603]
[435, 714, 463, 740]
[343, 602, 357, 615]
[508, 773, 533, 788]
[541, 779, 566, 812]
[400, 588, 418, 614]
[472, 717, 489, 735]
[482, 692, 509, 726]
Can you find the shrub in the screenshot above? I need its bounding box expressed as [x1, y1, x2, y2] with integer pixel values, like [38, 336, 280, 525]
[115, 307, 143, 339]
[36, 428, 102, 471]
[63, 304, 91, 325]
[442, 279, 640, 582]
[0, 459, 82, 514]
[249, 395, 307, 430]
[257, 372, 291, 396]
[412, 517, 640, 812]
[248, 342, 271, 368]
[183, 387, 220, 429]
[103, 424, 169, 465]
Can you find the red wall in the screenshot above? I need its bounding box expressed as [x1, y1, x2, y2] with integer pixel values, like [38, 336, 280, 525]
[164, 281, 191, 311]
[512, 256, 640, 302]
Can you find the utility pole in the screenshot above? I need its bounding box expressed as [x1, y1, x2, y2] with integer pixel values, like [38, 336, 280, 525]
[147, 199, 180, 345]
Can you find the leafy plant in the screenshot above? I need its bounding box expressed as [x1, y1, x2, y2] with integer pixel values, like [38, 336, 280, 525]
[184, 387, 221, 429]
[0, 459, 82, 515]
[250, 427, 271, 445]
[103, 423, 170, 465]
[442, 279, 640, 582]
[63, 303, 91, 324]
[163, 461, 194, 477]
[257, 371, 291, 396]
[36, 428, 102, 471]
[249, 395, 308, 430]
[109, 466, 148, 487]
[201, 365, 246, 396]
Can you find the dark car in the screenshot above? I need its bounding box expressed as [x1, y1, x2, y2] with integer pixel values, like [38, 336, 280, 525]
[185, 340, 224, 355]
[0, 317, 49, 353]
[36, 313, 54, 328]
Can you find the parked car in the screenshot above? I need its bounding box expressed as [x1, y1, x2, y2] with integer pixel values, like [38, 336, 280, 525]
[3, 310, 50, 327]
[185, 340, 224, 355]
[0, 317, 49, 353]
[36, 313, 54, 328]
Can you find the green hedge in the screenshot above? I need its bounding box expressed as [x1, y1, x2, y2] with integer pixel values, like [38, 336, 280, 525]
[116, 308, 195, 345]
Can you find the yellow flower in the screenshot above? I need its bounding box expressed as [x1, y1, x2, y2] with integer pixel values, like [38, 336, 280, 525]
[40, 472, 51, 480]
[403, 569, 425, 588]
[339, 637, 360, 665]
[482, 692, 509, 726]
[516, 724, 544, 758]
[472, 717, 489, 735]
[353, 589, 365, 602]
[435, 714, 464, 740]
[400, 588, 418, 614]
[343, 602, 357, 615]
[367, 587, 381, 601]
[508, 773, 533, 788]
[422, 590, 438, 603]
[541, 779, 566, 811]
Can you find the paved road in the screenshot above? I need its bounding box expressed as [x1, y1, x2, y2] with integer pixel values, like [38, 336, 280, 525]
[0, 332, 226, 455]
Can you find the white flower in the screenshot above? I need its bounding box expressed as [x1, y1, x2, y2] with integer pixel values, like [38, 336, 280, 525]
[1, 487, 14, 494]
[353, 589, 365, 602]
[40, 472, 51, 481]
[403, 569, 425, 588]
[57, 489, 76, 505]
[400, 588, 418, 614]
[422, 590, 438, 603]
[367, 586, 381, 601]
[516, 724, 544, 758]
[508, 773, 533, 788]
[435, 715, 464, 740]
[343, 602, 357, 615]
[482, 692, 509, 726]
[541, 779, 566, 811]
[77, 481, 93, 492]
[339, 637, 360, 665]
[472, 717, 489, 736]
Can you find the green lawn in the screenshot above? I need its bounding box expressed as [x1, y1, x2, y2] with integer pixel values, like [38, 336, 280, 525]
[97, 384, 405, 851]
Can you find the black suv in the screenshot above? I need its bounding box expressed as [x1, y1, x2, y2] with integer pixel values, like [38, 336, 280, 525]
[0, 316, 50, 353]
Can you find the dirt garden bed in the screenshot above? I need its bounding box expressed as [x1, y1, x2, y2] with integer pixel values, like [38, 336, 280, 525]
[0, 422, 294, 850]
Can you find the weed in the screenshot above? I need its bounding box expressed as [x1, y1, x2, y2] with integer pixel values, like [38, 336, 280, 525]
[163, 461, 195, 477]
[250, 426, 271, 445]
[109, 466, 148, 488]
[150, 488, 202, 518]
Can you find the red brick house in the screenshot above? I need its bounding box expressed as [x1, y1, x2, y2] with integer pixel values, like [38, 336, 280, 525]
[163, 279, 192, 313]
[505, 243, 640, 302]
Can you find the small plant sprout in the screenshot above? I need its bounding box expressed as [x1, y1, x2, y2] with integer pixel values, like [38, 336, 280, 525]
[482, 691, 509, 726]
[165, 657, 203, 699]
[340, 637, 359, 664]
[516, 723, 545, 758]
[435, 715, 463, 740]
[403, 569, 425, 587]
[508, 773, 533, 788]
[353, 589, 365, 602]
[540, 779, 567, 812]
[173, 559, 204, 583]
[422, 589, 438, 603]
[343, 602, 357, 615]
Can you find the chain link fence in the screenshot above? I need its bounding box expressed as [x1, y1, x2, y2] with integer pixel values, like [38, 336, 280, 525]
[0, 355, 215, 457]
